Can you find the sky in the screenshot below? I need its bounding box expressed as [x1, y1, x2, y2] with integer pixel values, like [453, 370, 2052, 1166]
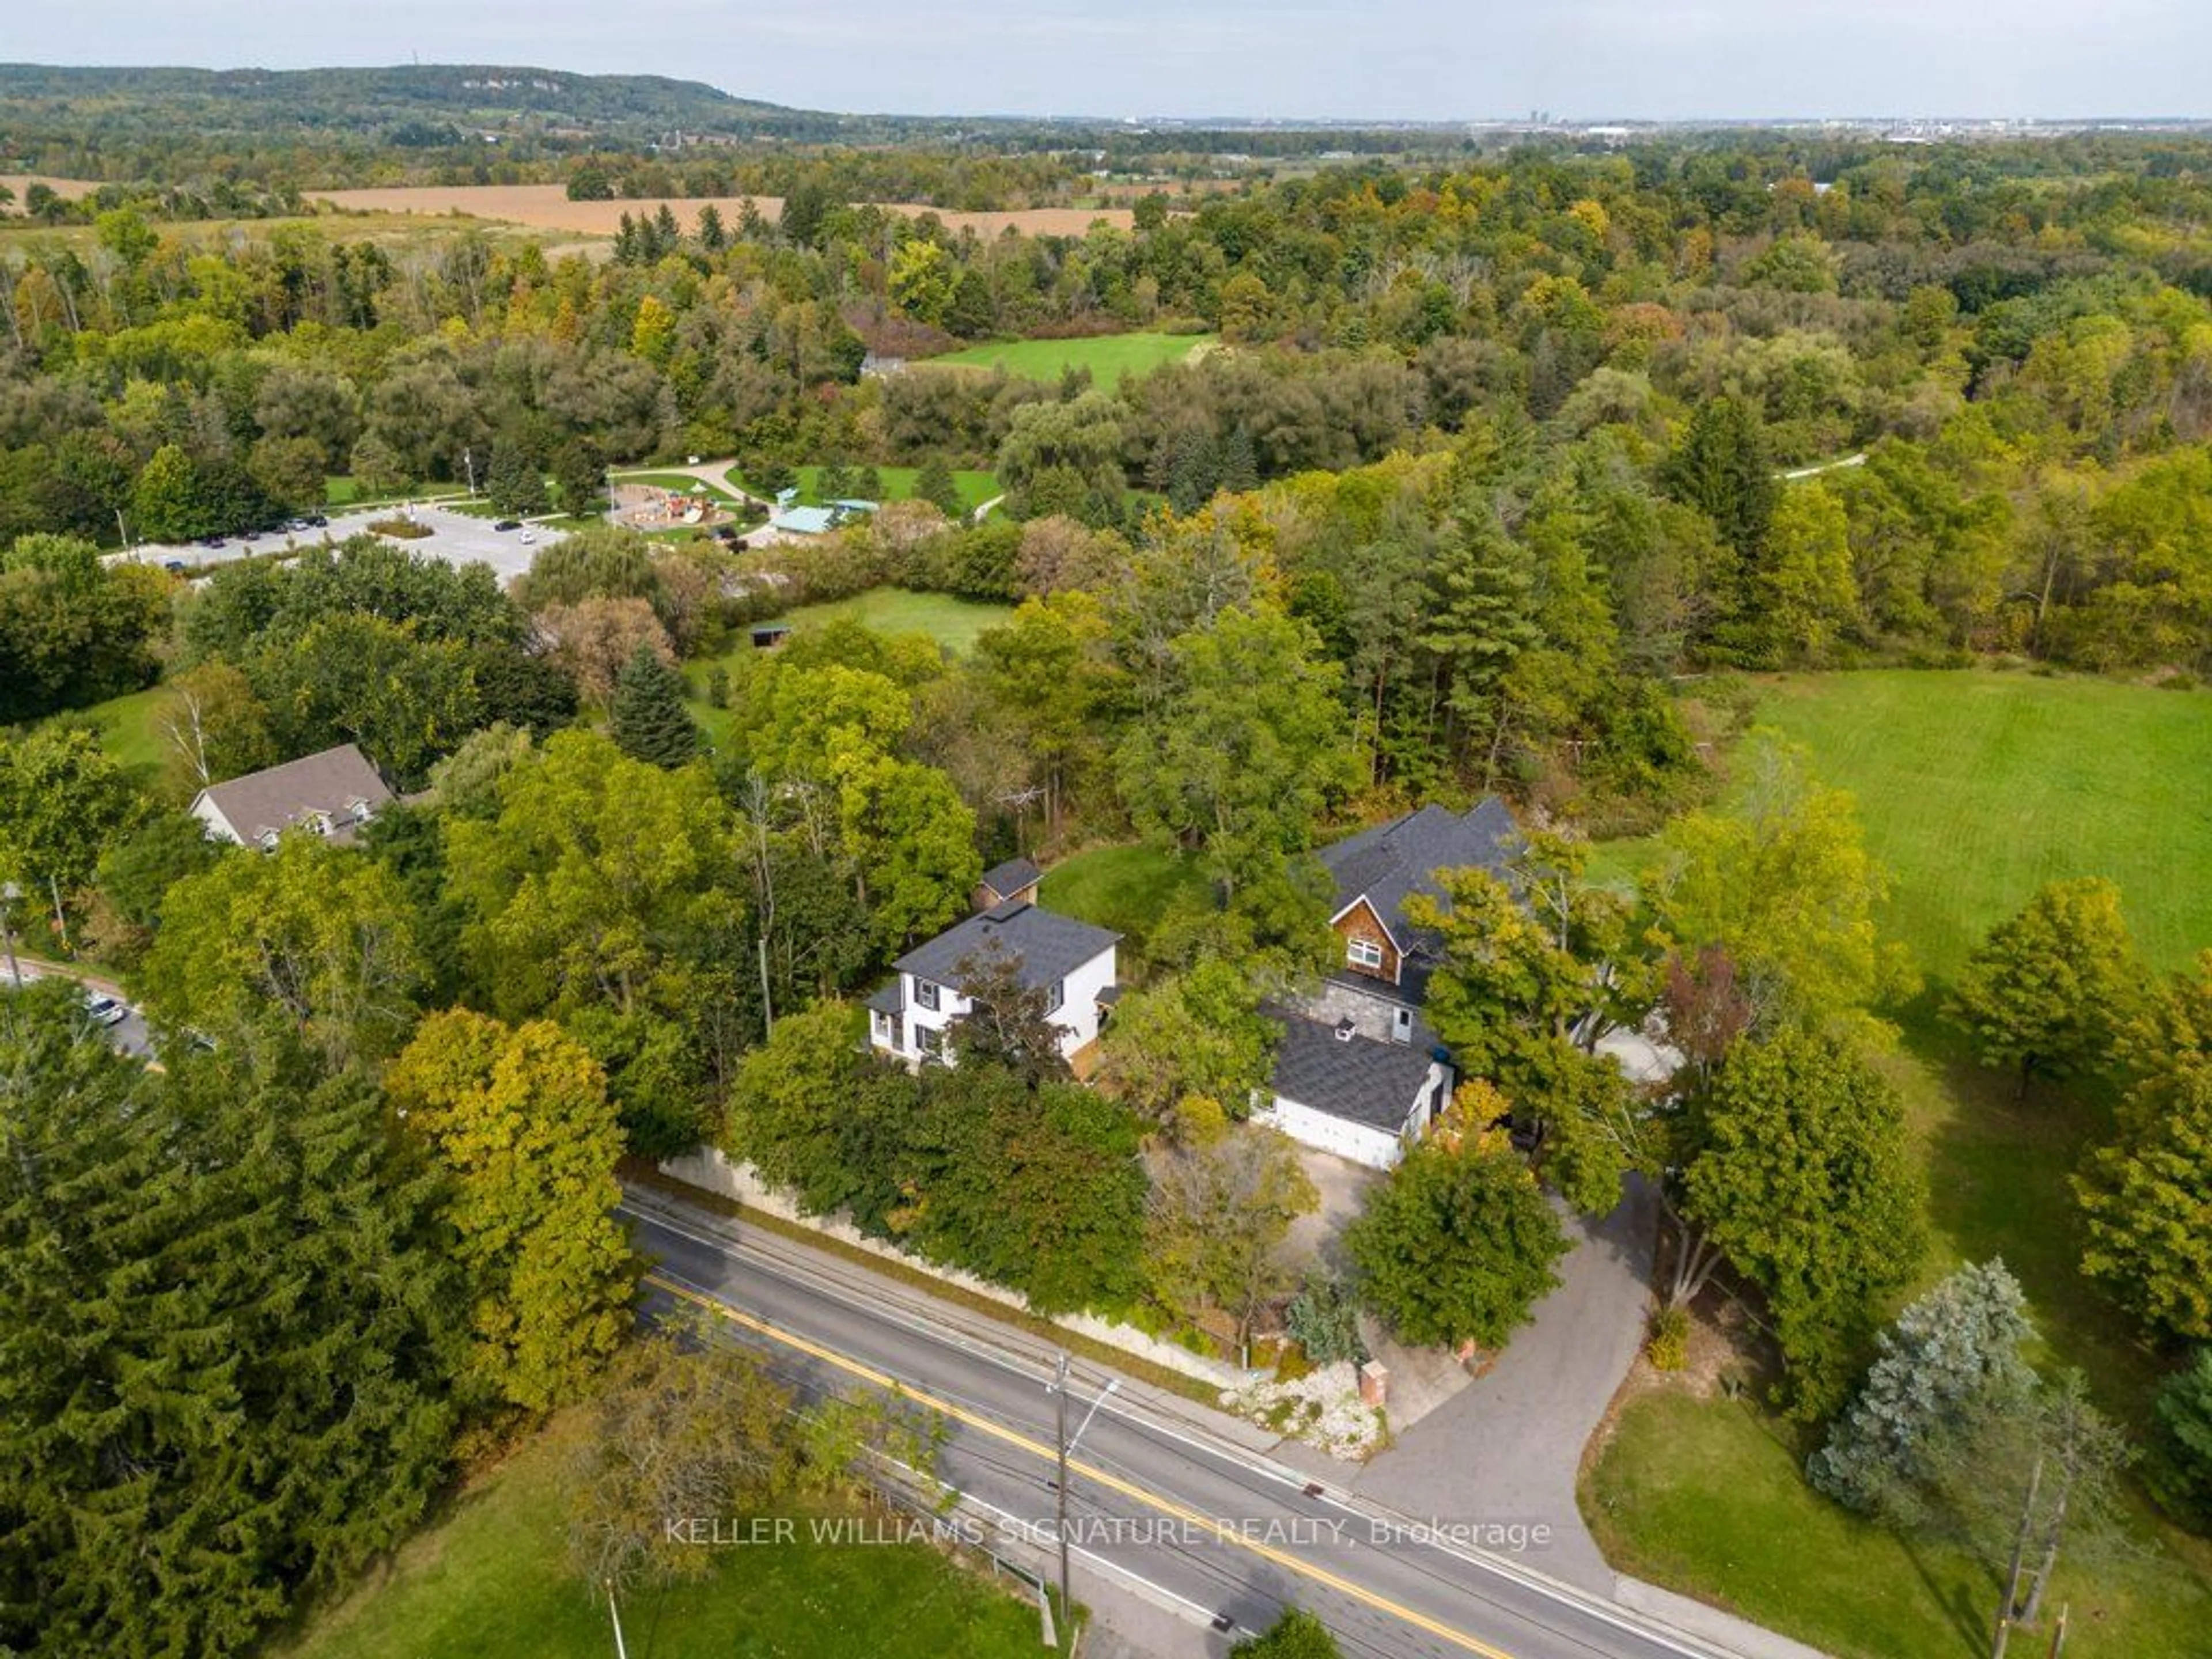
[10, 1, 2205, 122]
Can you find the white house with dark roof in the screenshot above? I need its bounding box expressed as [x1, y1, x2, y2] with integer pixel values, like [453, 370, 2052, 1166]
[188, 744, 395, 851]
[1253, 799, 1521, 1169]
[868, 900, 1119, 1067]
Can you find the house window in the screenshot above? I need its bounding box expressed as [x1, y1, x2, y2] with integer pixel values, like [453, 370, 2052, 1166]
[1347, 937, 1385, 973]
[1046, 979, 1064, 1012]
[1391, 1006, 1414, 1045]
[916, 1025, 945, 1060]
[871, 1011, 892, 1046]
[914, 979, 941, 1012]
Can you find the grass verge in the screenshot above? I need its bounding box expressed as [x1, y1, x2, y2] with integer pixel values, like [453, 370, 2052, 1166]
[1585, 1389, 2212, 1659]
[268, 1405, 1047, 1659]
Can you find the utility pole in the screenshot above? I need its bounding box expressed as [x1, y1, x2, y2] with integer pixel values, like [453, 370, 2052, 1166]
[1048, 1358, 1118, 1656]
[463, 446, 478, 497]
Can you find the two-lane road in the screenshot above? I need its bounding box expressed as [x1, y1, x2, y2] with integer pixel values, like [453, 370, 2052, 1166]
[626, 1200, 1730, 1659]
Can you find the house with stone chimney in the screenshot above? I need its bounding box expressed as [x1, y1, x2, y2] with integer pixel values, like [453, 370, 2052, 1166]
[1255, 799, 1521, 1169]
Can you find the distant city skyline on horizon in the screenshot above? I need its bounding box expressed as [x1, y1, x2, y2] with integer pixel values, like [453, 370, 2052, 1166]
[7, 1, 2201, 125]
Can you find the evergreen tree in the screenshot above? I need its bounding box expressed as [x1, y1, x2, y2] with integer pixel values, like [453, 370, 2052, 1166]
[2148, 1349, 2212, 1530]
[1661, 394, 1775, 570]
[608, 643, 702, 768]
[1215, 423, 1259, 494]
[551, 441, 603, 517]
[1809, 1260, 2035, 1523]
[0, 988, 465, 1657]
[484, 440, 549, 517]
[915, 453, 964, 518]
[1418, 507, 1540, 749]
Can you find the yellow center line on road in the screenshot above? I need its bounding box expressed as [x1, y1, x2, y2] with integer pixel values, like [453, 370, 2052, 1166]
[644, 1271, 1518, 1659]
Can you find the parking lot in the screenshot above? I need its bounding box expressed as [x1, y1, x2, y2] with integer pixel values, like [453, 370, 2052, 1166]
[113, 503, 569, 583]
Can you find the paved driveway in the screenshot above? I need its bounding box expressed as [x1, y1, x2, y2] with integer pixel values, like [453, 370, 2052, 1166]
[1352, 1176, 1659, 1597]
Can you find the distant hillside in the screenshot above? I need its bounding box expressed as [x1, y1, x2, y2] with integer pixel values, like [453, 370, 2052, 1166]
[0, 62, 818, 139]
[0, 63, 919, 190]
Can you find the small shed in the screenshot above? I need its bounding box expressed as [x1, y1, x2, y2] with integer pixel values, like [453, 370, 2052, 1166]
[750, 622, 791, 650]
[975, 855, 1043, 911]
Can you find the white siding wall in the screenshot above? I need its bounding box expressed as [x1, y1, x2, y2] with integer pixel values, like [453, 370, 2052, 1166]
[1255, 1058, 1450, 1173]
[189, 797, 241, 846]
[1255, 1097, 1406, 1171]
[868, 943, 1117, 1065]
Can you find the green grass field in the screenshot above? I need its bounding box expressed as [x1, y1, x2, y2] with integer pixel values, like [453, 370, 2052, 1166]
[1040, 842, 1211, 963]
[1748, 670, 2212, 979]
[683, 588, 1016, 745]
[925, 331, 1214, 391]
[1587, 1392, 2211, 1659]
[272, 1411, 1045, 1659]
[1584, 668, 2212, 1656]
[57, 683, 168, 777]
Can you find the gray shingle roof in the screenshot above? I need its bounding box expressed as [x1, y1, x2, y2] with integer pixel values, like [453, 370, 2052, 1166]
[865, 980, 905, 1016]
[1267, 1008, 1441, 1131]
[195, 744, 393, 844]
[895, 902, 1118, 994]
[1320, 798, 1520, 952]
[979, 856, 1043, 899]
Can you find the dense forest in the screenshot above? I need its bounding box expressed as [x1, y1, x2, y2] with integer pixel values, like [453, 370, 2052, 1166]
[5, 125, 2212, 1657]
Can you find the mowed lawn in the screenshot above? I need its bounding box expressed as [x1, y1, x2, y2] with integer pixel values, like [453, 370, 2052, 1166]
[782, 588, 1014, 656]
[274, 1411, 1045, 1659]
[1587, 1392, 2211, 1659]
[1040, 842, 1212, 964]
[66, 683, 170, 775]
[684, 588, 1015, 744]
[1584, 668, 2212, 1658]
[1749, 669, 2212, 978]
[925, 331, 1214, 392]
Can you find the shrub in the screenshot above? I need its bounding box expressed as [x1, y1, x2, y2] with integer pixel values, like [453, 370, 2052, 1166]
[1285, 1270, 1366, 1368]
[2147, 1348, 2212, 1532]
[1646, 1305, 1690, 1371]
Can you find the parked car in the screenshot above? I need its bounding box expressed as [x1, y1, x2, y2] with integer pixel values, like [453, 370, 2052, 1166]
[494, 518, 522, 532]
[238, 531, 260, 543]
[519, 528, 536, 544]
[82, 992, 129, 1028]
[305, 514, 328, 527]
[162, 559, 187, 574]
[198, 536, 226, 548]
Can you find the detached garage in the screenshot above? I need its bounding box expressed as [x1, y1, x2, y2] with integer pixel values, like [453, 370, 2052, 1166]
[1255, 1011, 1452, 1172]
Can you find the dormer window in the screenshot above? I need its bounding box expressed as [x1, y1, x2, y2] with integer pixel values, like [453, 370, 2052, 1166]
[1347, 937, 1385, 973]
